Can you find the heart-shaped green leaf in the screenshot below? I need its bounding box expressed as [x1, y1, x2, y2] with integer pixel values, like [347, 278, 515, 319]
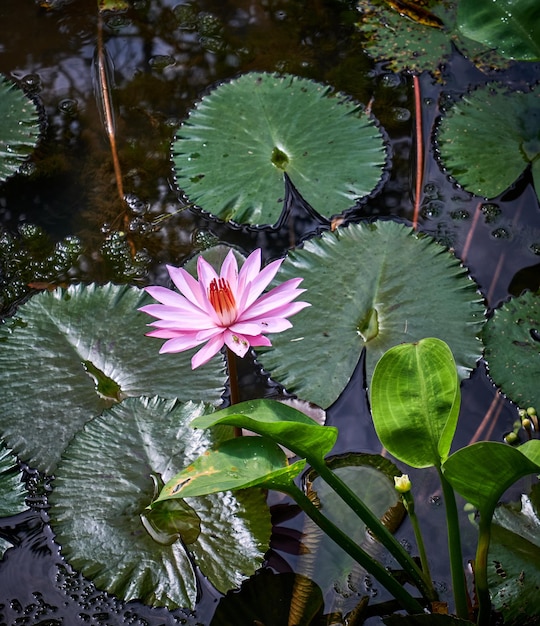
[156, 436, 306, 503]
[483, 290, 540, 410]
[172, 72, 387, 226]
[458, 0, 540, 61]
[442, 440, 540, 516]
[259, 221, 485, 409]
[370, 338, 460, 468]
[49, 396, 271, 609]
[188, 399, 338, 465]
[436, 84, 540, 201]
[0, 283, 226, 474]
[0, 75, 40, 182]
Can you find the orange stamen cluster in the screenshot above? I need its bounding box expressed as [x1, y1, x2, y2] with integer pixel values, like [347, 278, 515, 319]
[209, 278, 237, 325]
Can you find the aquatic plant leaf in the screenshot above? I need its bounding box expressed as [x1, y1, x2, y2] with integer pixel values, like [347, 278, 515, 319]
[437, 84, 540, 201]
[0, 75, 40, 183]
[370, 338, 460, 468]
[259, 221, 485, 409]
[49, 397, 271, 609]
[172, 72, 387, 225]
[458, 0, 540, 61]
[383, 614, 474, 625]
[0, 443, 27, 556]
[296, 453, 404, 616]
[442, 440, 540, 516]
[187, 399, 338, 464]
[0, 283, 226, 474]
[355, 0, 510, 76]
[488, 489, 540, 623]
[156, 437, 306, 503]
[483, 290, 540, 409]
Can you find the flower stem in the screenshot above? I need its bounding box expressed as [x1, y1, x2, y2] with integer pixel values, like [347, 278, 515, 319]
[474, 510, 494, 626]
[438, 468, 470, 620]
[283, 482, 426, 615]
[402, 491, 433, 590]
[225, 347, 242, 436]
[312, 460, 437, 602]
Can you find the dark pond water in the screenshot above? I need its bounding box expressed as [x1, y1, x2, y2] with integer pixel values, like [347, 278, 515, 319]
[0, 1, 539, 625]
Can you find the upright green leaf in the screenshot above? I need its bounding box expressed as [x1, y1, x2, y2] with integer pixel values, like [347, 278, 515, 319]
[0, 283, 226, 473]
[458, 0, 540, 61]
[172, 72, 387, 225]
[259, 221, 484, 409]
[370, 338, 460, 468]
[49, 396, 270, 609]
[442, 440, 540, 516]
[0, 75, 40, 182]
[0, 442, 27, 557]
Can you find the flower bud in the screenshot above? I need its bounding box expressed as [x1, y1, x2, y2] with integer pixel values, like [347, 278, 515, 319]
[394, 474, 412, 493]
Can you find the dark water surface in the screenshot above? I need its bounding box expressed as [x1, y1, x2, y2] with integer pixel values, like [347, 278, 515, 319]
[1, 1, 540, 624]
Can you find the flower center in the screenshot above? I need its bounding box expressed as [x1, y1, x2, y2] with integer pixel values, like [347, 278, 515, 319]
[208, 278, 237, 326]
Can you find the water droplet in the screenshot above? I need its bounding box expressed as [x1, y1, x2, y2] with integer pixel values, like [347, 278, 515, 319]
[274, 10, 287, 20]
[149, 54, 176, 70]
[429, 494, 441, 507]
[124, 193, 148, 215]
[491, 227, 511, 239]
[192, 230, 218, 249]
[380, 73, 401, 88]
[529, 242, 540, 255]
[481, 202, 501, 223]
[450, 209, 469, 220]
[392, 107, 410, 122]
[58, 98, 78, 115]
[21, 73, 42, 93]
[423, 182, 439, 197]
[421, 200, 443, 218]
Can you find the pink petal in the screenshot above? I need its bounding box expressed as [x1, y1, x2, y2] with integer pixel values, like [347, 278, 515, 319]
[148, 315, 215, 330]
[143, 286, 192, 308]
[253, 317, 293, 333]
[223, 329, 251, 358]
[157, 335, 205, 353]
[191, 334, 225, 369]
[238, 256, 283, 311]
[248, 335, 272, 347]
[166, 265, 206, 309]
[196, 255, 219, 290]
[220, 250, 239, 294]
[240, 279, 308, 320]
[140, 303, 212, 324]
[229, 321, 265, 336]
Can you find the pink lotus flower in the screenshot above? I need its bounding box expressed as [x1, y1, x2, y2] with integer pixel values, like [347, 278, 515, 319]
[140, 249, 310, 369]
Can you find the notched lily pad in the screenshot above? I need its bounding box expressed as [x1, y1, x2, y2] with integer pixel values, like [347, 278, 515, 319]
[0, 283, 226, 474]
[172, 72, 388, 226]
[483, 290, 540, 409]
[259, 220, 485, 409]
[49, 396, 271, 609]
[0, 75, 41, 183]
[436, 84, 540, 202]
[488, 489, 540, 624]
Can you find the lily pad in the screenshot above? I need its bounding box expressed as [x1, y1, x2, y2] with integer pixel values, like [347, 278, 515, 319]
[488, 491, 540, 624]
[0, 75, 40, 182]
[436, 84, 540, 201]
[49, 396, 271, 609]
[259, 220, 485, 409]
[356, 0, 511, 76]
[457, 0, 540, 61]
[0, 283, 226, 474]
[172, 72, 387, 226]
[482, 290, 540, 409]
[0, 442, 27, 557]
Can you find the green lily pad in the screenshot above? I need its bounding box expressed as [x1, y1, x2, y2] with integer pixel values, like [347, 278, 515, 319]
[457, 0, 540, 61]
[172, 72, 387, 226]
[0, 283, 226, 474]
[259, 220, 485, 409]
[483, 290, 540, 409]
[49, 396, 271, 609]
[0, 442, 27, 557]
[488, 490, 540, 624]
[0, 75, 40, 183]
[436, 84, 540, 201]
[356, 0, 511, 76]
[296, 453, 404, 616]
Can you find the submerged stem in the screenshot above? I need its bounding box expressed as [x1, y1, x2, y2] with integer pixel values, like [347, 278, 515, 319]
[402, 491, 433, 591]
[438, 468, 470, 620]
[312, 460, 437, 602]
[284, 482, 426, 615]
